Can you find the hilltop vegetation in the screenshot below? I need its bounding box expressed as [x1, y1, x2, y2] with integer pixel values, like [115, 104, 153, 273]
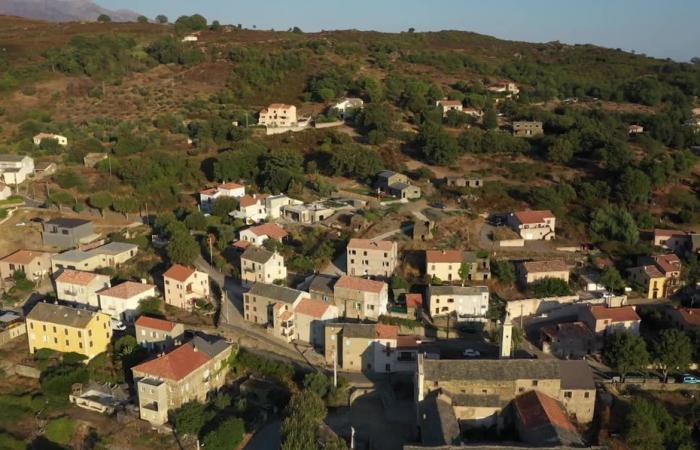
[0, 14, 698, 260]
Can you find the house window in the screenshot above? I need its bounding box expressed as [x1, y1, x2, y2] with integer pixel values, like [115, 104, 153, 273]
[532, 380, 538, 386]
[584, 392, 590, 399]
[564, 391, 572, 399]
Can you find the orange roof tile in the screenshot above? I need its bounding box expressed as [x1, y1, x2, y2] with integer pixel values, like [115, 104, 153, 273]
[199, 187, 218, 195]
[163, 264, 196, 283]
[239, 194, 266, 208]
[1, 250, 51, 265]
[653, 254, 681, 274]
[294, 298, 331, 319]
[135, 316, 177, 332]
[278, 310, 294, 321]
[405, 293, 423, 309]
[588, 305, 640, 323]
[513, 210, 555, 224]
[347, 238, 395, 252]
[232, 240, 252, 250]
[639, 264, 664, 278]
[219, 182, 244, 190]
[55, 269, 99, 286]
[677, 308, 700, 327]
[514, 390, 577, 433]
[335, 275, 386, 294]
[397, 335, 420, 349]
[246, 223, 288, 240]
[132, 343, 210, 381]
[375, 323, 399, 339]
[426, 250, 462, 263]
[438, 100, 462, 107]
[99, 281, 156, 300]
[654, 229, 687, 238]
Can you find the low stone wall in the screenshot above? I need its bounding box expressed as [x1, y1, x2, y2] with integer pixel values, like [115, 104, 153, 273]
[498, 239, 525, 248]
[314, 121, 344, 129]
[9, 364, 41, 379]
[618, 381, 700, 392]
[265, 125, 310, 135]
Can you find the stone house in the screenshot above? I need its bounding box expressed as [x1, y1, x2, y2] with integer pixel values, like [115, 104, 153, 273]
[55, 270, 111, 309]
[513, 390, 584, 447]
[579, 305, 641, 336]
[97, 281, 158, 323]
[444, 175, 483, 188]
[518, 260, 570, 286]
[375, 171, 422, 199]
[243, 283, 306, 326]
[539, 322, 598, 359]
[0, 250, 53, 281]
[346, 238, 398, 278]
[425, 250, 490, 283]
[239, 223, 288, 247]
[132, 333, 232, 426]
[436, 100, 463, 117]
[512, 121, 544, 137]
[0, 154, 34, 185]
[42, 218, 96, 249]
[26, 302, 112, 361]
[308, 274, 337, 303]
[333, 275, 389, 320]
[627, 264, 666, 299]
[415, 357, 596, 433]
[0, 311, 26, 347]
[413, 220, 434, 241]
[325, 323, 420, 373]
[293, 297, 338, 349]
[33, 133, 68, 147]
[665, 307, 700, 331]
[135, 316, 185, 352]
[508, 210, 556, 241]
[163, 264, 210, 310]
[258, 104, 298, 128]
[240, 247, 287, 286]
[427, 285, 489, 321]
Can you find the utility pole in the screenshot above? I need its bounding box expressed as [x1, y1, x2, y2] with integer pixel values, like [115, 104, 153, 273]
[208, 234, 214, 267]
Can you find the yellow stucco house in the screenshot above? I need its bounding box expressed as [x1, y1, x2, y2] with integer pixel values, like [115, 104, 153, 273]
[628, 265, 666, 299]
[26, 302, 112, 360]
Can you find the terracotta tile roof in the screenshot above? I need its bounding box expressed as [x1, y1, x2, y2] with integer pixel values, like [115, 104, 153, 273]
[163, 264, 196, 283]
[639, 264, 664, 278]
[405, 293, 423, 309]
[426, 250, 463, 263]
[540, 322, 594, 341]
[654, 228, 687, 238]
[653, 254, 681, 274]
[245, 223, 288, 240]
[513, 210, 555, 224]
[132, 343, 211, 381]
[347, 238, 395, 252]
[677, 308, 700, 327]
[1, 250, 51, 265]
[232, 240, 252, 250]
[375, 323, 399, 339]
[397, 335, 419, 349]
[278, 310, 294, 321]
[521, 260, 570, 273]
[55, 269, 100, 286]
[588, 305, 640, 323]
[335, 275, 386, 294]
[135, 316, 177, 332]
[514, 390, 577, 433]
[98, 281, 156, 300]
[219, 182, 244, 190]
[239, 194, 266, 208]
[199, 187, 218, 195]
[294, 297, 331, 319]
[438, 100, 462, 107]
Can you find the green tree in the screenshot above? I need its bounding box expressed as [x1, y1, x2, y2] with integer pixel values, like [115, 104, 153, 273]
[210, 20, 222, 31]
[492, 260, 515, 285]
[281, 391, 327, 450]
[482, 108, 498, 130]
[212, 197, 239, 218]
[531, 278, 571, 297]
[89, 191, 113, 217]
[652, 329, 693, 382]
[166, 229, 199, 266]
[603, 331, 649, 380]
[416, 122, 460, 165]
[173, 401, 213, 436]
[390, 275, 410, 291]
[546, 136, 575, 163]
[137, 297, 163, 317]
[202, 418, 245, 450]
[458, 261, 471, 286]
[113, 196, 139, 220]
[97, 14, 111, 23]
[624, 398, 693, 450]
[304, 371, 332, 398]
[600, 266, 625, 293]
[155, 14, 168, 24]
[137, 15, 149, 23]
[48, 190, 74, 212]
[54, 169, 86, 190]
[184, 211, 207, 231]
[616, 168, 651, 205]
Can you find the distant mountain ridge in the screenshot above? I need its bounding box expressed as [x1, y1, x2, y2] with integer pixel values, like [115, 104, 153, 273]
[0, 0, 140, 22]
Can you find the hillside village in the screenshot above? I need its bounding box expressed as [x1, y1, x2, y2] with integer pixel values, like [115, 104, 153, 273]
[0, 10, 699, 450]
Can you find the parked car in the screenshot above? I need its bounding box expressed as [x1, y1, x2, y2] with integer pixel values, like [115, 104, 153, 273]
[110, 319, 126, 331]
[462, 349, 480, 358]
[680, 374, 700, 384]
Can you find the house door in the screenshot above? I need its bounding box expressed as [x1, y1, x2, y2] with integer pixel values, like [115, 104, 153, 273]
[385, 364, 391, 372]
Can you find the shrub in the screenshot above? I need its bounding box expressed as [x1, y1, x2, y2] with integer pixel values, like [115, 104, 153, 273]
[201, 417, 245, 450]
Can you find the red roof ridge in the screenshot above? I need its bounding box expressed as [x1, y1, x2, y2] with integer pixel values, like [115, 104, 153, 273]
[163, 264, 196, 283]
[335, 275, 386, 294]
[135, 315, 177, 332]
